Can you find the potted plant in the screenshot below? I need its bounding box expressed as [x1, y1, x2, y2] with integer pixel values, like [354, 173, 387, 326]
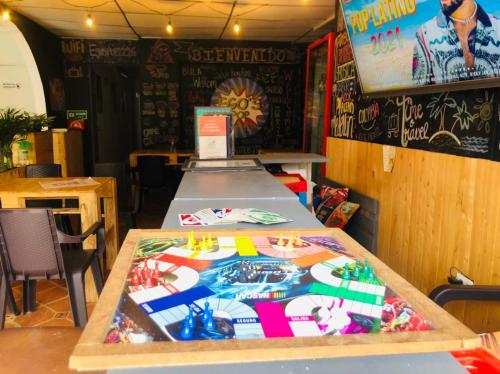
[0, 108, 54, 171]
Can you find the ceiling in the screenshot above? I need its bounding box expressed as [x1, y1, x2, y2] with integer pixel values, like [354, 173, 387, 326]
[1, 0, 336, 43]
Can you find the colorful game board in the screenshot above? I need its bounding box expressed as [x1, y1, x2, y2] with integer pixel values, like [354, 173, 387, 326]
[105, 233, 433, 344]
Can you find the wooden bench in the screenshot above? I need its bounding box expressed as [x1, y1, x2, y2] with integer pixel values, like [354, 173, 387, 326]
[317, 176, 379, 254]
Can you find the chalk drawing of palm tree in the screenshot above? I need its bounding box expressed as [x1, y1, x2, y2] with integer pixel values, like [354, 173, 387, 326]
[451, 101, 474, 132]
[427, 92, 460, 145]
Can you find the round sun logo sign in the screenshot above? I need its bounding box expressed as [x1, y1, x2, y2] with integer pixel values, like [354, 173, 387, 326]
[211, 78, 269, 138]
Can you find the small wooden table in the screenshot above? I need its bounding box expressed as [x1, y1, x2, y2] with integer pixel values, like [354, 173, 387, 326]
[129, 150, 193, 167]
[0, 177, 119, 302]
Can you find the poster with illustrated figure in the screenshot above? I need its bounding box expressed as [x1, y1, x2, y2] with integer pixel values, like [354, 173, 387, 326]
[340, 0, 500, 93]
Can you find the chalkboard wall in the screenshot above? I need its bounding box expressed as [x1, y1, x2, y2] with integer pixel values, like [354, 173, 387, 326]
[62, 39, 305, 153]
[331, 5, 500, 162]
[139, 40, 304, 153]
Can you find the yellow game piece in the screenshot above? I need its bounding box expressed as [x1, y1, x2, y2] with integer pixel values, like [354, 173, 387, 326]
[295, 233, 303, 246]
[201, 236, 207, 251]
[277, 234, 285, 246]
[208, 233, 214, 249]
[286, 234, 294, 249]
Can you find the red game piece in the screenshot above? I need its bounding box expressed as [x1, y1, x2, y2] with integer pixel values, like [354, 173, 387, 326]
[144, 274, 155, 288]
[152, 262, 162, 280]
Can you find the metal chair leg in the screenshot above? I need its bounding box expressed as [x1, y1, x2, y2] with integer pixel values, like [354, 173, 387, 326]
[6, 281, 19, 316]
[22, 280, 37, 313]
[91, 257, 104, 295]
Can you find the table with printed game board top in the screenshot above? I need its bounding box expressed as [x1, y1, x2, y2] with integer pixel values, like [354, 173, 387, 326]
[70, 228, 479, 372]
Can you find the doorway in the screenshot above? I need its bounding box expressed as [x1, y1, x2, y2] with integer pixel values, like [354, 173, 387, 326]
[91, 65, 139, 164]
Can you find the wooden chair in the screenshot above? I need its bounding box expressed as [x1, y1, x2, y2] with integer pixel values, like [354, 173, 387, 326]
[0, 208, 104, 327]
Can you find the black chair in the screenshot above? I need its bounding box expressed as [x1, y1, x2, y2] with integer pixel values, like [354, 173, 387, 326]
[25, 164, 64, 209]
[94, 162, 140, 228]
[429, 284, 500, 307]
[0, 208, 105, 327]
[25, 163, 78, 233]
[136, 156, 171, 209]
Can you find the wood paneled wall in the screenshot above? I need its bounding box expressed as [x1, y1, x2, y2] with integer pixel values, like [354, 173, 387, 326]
[326, 137, 500, 333]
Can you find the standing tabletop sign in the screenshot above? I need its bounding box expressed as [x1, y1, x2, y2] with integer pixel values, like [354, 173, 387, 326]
[194, 107, 233, 160]
[70, 228, 479, 371]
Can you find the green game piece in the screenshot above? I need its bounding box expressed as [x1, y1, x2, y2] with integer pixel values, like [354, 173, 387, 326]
[368, 265, 375, 280]
[342, 263, 351, 280]
[363, 259, 369, 274]
[352, 260, 360, 278]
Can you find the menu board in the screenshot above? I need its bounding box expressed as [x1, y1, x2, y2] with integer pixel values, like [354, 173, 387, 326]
[340, 0, 500, 94]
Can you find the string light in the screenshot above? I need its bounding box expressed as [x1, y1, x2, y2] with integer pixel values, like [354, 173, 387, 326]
[86, 14, 93, 27]
[233, 19, 240, 34]
[166, 17, 173, 34]
[1, 9, 10, 21]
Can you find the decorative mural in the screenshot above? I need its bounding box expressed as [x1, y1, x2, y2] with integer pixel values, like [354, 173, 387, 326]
[331, 5, 500, 161]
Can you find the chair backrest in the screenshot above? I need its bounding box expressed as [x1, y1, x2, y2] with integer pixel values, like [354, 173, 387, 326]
[25, 164, 64, 208]
[0, 209, 65, 280]
[25, 164, 62, 178]
[137, 156, 167, 189]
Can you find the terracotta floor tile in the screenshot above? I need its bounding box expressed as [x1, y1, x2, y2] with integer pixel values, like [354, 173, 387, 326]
[36, 286, 68, 305]
[12, 305, 55, 327]
[35, 318, 74, 327]
[46, 297, 71, 313]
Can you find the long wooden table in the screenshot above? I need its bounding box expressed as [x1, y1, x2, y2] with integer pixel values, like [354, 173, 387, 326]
[129, 150, 193, 167]
[70, 228, 479, 371]
[0, 177, 119, 302]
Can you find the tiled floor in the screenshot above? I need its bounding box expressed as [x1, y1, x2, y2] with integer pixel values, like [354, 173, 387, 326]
[5, 280, 95, 328]
[4, 187, 172, 328]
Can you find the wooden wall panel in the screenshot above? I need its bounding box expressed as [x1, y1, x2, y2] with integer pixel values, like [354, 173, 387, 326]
[326, 137, 500, 333]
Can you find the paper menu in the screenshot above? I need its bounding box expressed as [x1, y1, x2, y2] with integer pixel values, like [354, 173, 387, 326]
[198, 115, 228, 159]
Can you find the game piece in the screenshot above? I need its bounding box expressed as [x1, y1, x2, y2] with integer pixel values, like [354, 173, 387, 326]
[286, 234, 294, 249]
[277, 234, 285, 246]
[208, 233, 214, 249]
[368, 265, 375, 281]
[187, 307, 196, 329]
[295, 233, 303, 246]
[144, 274, 156, 288]
[152, 262, 162, 280]
[362, 259, 369, 276]
[342, 263, 351, 280]
[130, 271, 141, 287]
[204, 308, 215, 331]
[201, 301, 210, 323]
[180, 316, 193, 340]
[201, 236, 207, 251]
[141, 263, 150, 281]
[352, 260, 360, 278]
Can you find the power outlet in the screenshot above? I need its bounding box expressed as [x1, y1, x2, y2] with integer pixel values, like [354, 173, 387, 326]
[455, 271, 474, 286]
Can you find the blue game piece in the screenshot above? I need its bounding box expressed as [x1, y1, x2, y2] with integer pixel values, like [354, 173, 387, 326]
[204, 308, 215, 331]
[187, 306, 196, 329]
[201, 301, 210, 323]
[342, 263, 351, 280]
[352, 260, 360, 278]
[180, 316, 193, 340]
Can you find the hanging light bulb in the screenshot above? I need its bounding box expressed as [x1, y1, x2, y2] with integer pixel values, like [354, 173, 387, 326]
[1, 9, 10, 21]
[86, 14, 93, 27]
[233, 19, 240, 34]
[166, 18, 173, 35]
